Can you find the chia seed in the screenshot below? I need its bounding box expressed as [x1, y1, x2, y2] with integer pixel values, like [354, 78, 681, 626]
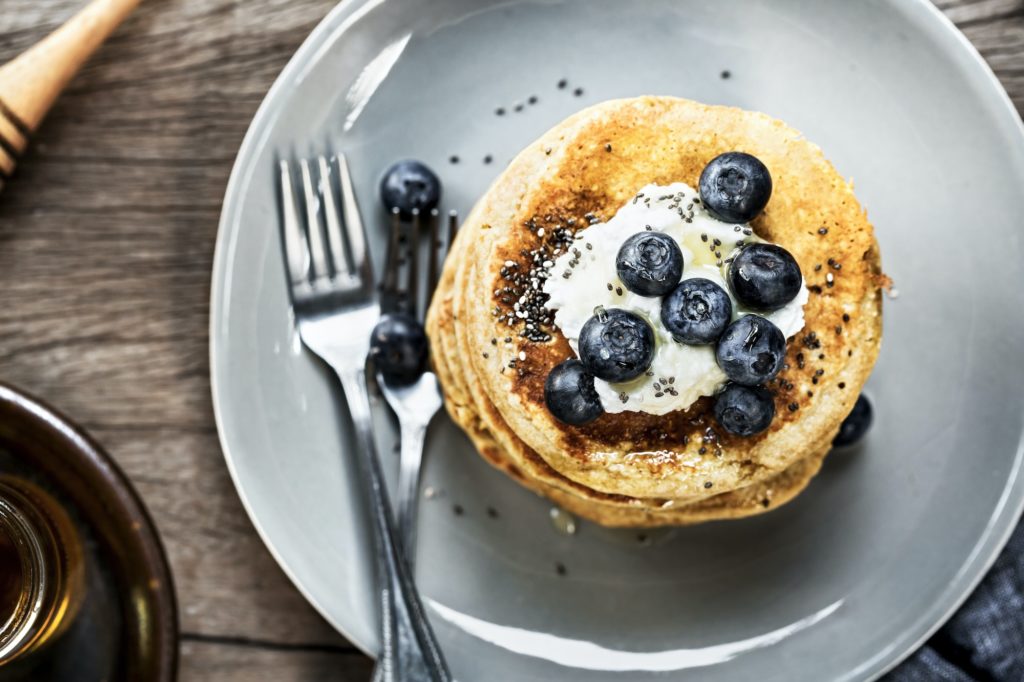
[802, 332, 821, 350]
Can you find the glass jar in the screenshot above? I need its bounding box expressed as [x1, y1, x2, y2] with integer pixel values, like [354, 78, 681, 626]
[0, 477, 84, 667]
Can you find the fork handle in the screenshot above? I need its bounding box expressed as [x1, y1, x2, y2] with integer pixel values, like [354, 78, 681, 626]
[333, 366, 451, 682]
[396, 421, 429, 558]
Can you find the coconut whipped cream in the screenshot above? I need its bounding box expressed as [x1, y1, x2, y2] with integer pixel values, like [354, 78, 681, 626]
[543, 182, 808, 415]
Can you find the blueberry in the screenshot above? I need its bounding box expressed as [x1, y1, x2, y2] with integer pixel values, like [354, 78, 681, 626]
[379, 160, 441, 217]
[715, 314, 786, 385]
[714, 383, 776, 437]
[833, 394, 873, 447]
[661, 278, 733, 345]
[578, 308, 655, 383]
[615, 232, 684, 296]
[544, 359, 604, 425]
[728, 243, 802, 311]
[369, 313, 428, 384]
[698, 152, 772, 223]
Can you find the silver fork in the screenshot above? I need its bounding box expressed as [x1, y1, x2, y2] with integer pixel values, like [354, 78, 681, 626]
[376, 208, 458, 557]
[278, 153, 451, 682]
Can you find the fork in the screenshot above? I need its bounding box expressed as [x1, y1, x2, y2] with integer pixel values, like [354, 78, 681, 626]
[278, 153, 451, 682]
[376, 208, 458, 558]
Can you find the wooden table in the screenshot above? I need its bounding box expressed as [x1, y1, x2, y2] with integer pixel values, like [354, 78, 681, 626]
[0, 1, 1020, 678]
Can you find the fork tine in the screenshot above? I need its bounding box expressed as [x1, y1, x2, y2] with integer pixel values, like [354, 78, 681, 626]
[279, 160, 311, 287]
[406, 209, 421, 316]
[447, 209, 459, 249]
[299, 158, 329, 280]
[382, 207, 401, 297]
[334, 153, 370, 283]
[426, 208, 441, 306]
[317, 155, 349, 280]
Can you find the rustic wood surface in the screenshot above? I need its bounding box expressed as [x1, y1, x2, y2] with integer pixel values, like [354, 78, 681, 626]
[0, 0, 1020, 678]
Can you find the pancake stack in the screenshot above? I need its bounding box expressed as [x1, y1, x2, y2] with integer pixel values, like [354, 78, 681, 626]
[426, 96, 882, 527]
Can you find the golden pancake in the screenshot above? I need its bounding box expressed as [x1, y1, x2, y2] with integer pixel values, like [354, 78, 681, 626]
[427, 96, 882, 525]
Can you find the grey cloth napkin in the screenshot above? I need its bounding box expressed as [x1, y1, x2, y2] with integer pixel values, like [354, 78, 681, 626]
[887, 522, 1024, 681]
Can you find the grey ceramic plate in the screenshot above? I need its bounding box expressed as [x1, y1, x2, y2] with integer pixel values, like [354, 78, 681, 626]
[211, 1, 1024, 679]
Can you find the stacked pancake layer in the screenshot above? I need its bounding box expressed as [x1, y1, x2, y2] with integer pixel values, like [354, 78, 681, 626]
[426, 96, 882, 527]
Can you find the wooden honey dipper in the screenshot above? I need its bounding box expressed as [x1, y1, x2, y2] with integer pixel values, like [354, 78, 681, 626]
[0, 0, 140, 192]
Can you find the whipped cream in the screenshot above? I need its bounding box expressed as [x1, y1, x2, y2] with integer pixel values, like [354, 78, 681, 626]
[543, 183, 808, 415]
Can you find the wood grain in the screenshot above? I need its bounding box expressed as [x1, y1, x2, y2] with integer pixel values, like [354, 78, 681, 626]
[0, 0, 1020, 677]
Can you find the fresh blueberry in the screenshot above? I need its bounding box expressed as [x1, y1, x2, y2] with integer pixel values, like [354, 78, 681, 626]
[698, 152, 772, 223]
[578, 308, 655, 383]
[715, 314, 786, 386]
[544, 359, 604, 425]
[615, 232, 684, 296]
[379, 160, 441, 217]
[369, 313, 428, 384]
[728, 243, 802, 311]
[714, 383, 776, 437]
[661, 278, 733, 345]
[833, 394, 873, 447]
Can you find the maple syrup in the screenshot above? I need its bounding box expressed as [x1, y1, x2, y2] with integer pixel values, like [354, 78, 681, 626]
[0, 478, 84, 667]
